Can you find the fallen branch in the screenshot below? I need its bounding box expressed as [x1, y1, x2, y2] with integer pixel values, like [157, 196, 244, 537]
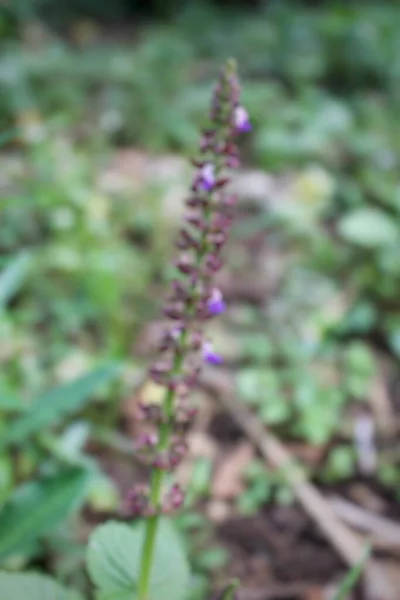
[329, 496, 400, 553]
[202, 372, 400, 600]
[203, 372, 366, 567]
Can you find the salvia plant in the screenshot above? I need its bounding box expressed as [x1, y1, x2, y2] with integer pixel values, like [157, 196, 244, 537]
[84, 58, 251, 600]
[134, 58, 250, 600]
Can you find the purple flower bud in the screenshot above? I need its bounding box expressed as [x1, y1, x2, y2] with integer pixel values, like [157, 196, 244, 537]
[164, 304, 184, 320]
[221, 141, 238, 156]
[202, 341, 223, 365]
[177, 228, 200, 250]
[215, 176, 230, 188]
[207, 288, 226, 315]
[207, 232, 227, 251]
[186, 196, 208, 208]
[210, 213, 232, 231]
[226, 155, 241, 169]
[158, 325, 184, 352]
[125, 484, 156, 518]
[174, 380, 190, 396]
[137, 402, 164, 422]
[200, 130, 215, 152]
[149, 361, 172, 384]
[152, 452, 170, 470]
[163, 483, 185, 514]
[170, 280, 189, 302]
[197, 163, 216, 192]
[190, 330, 203, 350]
[185, 213, 206, 230]
[169, 484, 185, 509]
[136, 431, 158, 449]
[204, 255, 223, 272]
[234, 105, 251, 133]
[176, 398, 198, 423]
[183, 366, 201, 388]
[175, 255, 196, 275]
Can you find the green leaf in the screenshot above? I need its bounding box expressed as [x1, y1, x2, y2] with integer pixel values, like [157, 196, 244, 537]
[338, 208, 399, 248]
[195, 546, 229, 572]
[326, 446, 356, 480]
[333, 544, 371, 600]
[344, 342, 375, 376]
[0, 253, 32, 309]
[0, 572, 84, 600]
[221, 579, 240, 600]
[0, 365, 121, 448]
[0, 394, 26, 412]
[189, 457, 213, 497]
[0, 468, 88, 561]
[260, 399, 289, 425]
[87, 519, 190, 600]
[236, 368, 280, 407]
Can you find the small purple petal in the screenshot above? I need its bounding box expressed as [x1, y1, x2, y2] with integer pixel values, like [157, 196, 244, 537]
[199, 163, 216, 191]
[170, 325, 183, 340]
[234, 106, 251, 133]
[202, 341, 223, 365]
[207, 288, 226, 315]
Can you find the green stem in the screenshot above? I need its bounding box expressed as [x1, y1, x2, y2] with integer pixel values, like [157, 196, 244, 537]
[136, 514, 159, 600]
[136, 384, 180, 600]
[137, 468, 165, 599]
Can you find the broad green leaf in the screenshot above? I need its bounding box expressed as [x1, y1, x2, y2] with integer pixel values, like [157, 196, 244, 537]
[0, 572, 84, 600]
[338, 208, 398, 248]
[0, 252, 32, 309]
[87, 519, 190, 600]
[0, 365, 121, 448]
[0, 468, 88, 561]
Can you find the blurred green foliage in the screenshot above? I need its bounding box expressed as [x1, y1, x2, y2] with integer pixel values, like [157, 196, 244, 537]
[0, 0, 400, 595]
[1, 1, 399, 351]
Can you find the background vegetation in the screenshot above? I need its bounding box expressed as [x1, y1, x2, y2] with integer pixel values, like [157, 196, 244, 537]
[1, 1, 399, 597]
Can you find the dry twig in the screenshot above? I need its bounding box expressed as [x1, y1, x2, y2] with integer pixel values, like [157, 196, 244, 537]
[202, 371, 400, 600]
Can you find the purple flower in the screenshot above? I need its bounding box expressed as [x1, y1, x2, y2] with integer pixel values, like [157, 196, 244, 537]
[198, 163, 216, 192]
[234, 105, 251, 133]
[142, 60, 246, 524]
[202, 341, 223, 365]
[207, 288, 226, 315]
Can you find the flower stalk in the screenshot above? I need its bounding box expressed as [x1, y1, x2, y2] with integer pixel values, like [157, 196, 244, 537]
[131, 59, 251, 600]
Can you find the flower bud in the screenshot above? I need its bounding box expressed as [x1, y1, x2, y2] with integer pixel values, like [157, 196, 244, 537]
[202, 341, 223, 365]
[207, 288, 226, 316]
[233, 105, 251, 133]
